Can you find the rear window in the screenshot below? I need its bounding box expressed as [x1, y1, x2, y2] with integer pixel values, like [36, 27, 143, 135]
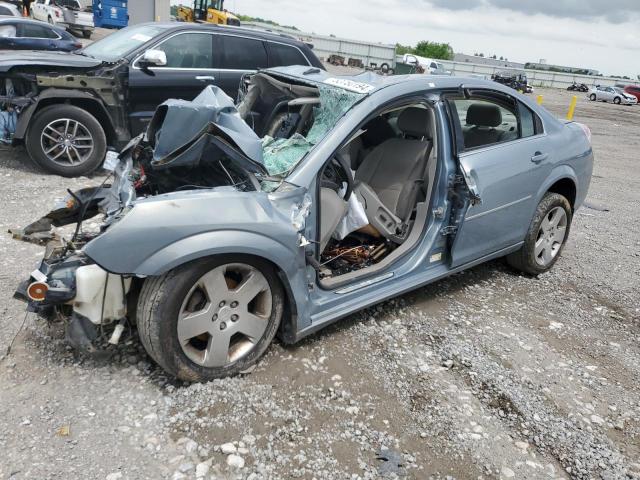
[220, 35, 267, 70]
[267, 42, 308, 67]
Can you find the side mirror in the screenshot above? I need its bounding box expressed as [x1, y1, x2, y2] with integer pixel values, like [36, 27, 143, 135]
[140, 49, 167, 67]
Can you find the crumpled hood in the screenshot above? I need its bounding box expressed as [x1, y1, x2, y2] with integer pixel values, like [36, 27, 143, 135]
[147, 85, 266, 173]
[0, 50, 103, 72]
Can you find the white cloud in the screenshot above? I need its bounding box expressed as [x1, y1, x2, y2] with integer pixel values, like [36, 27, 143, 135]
[222, 0, 639, 78]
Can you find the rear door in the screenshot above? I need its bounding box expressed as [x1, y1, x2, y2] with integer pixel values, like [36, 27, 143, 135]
[445, 90, 551, 267]
[127, 31, 221, 136]
[216, 34, 268, 99]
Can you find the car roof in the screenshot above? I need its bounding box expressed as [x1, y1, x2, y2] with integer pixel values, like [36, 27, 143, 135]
[138, 22, 310, 49]
[264, 65, 525, 95]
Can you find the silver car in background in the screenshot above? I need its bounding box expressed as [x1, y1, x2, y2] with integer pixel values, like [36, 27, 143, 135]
[588, 85, 638, 105]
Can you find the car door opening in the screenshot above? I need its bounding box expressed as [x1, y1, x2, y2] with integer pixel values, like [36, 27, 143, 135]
[316, 102, 439, 286]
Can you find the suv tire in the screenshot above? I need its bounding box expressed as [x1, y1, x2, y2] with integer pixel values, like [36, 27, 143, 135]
[26, 105, 107, 177]
[137, 255, 285, 382]
[507, 193, 572, 275]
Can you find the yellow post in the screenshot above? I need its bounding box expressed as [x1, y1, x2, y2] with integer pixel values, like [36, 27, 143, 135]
[537, 95, 543, 105]
[566, 95, 577, 120]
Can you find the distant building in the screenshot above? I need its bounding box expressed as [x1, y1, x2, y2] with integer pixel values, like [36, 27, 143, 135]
[454, 53, 524, 70]
[524, 62, 599, 76]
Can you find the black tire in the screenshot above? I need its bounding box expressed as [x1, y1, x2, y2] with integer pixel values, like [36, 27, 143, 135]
[506, 193, 572, 276]
[82, 30, 92, 39]
[613, 97, 621, 105]
[137, 255, 285, 382]
[47, 16, 53, 24]
[589, 94, 596, 101]
[26, 104, 107, 177]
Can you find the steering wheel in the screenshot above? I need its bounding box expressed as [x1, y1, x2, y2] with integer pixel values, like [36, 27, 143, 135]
[334, 153, 354, 201]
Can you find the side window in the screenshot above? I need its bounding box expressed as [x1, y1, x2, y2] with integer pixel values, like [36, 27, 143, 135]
[449, 96, 520, 150]
[0, 6, 12, 15]
[19, 24, 58, 39]
[267, 42, 308, 67]
[0, 25, 17, 37]
[220, 35, 267, 70]
[518, 102, 542, 138]
[154, 33, 214, 69]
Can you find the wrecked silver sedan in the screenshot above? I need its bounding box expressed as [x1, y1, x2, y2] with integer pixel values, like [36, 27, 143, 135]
[14, 67, 594, 381]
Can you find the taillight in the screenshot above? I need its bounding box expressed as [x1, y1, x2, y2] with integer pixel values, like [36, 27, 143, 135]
[576, 122, 591, 144]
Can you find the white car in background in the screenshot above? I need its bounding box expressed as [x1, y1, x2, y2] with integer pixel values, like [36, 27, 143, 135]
[401, 53, 452, 75]
[0, 1, 21, 16]
[31, 0, 94, 38]
[588, 85, 638, 105]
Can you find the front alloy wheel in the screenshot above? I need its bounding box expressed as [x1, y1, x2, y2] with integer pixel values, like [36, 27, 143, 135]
[137, 256, 284, 381]
[178, 263, 273, 368]
[26, 105, 107, 177]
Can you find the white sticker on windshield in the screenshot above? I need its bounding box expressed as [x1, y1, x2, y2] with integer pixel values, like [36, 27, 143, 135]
[324, 78, 375, 94]
[131, 33, 152, 42]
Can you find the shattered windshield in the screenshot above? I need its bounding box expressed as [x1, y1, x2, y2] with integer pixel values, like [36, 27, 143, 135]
[262, 84, 364, 178]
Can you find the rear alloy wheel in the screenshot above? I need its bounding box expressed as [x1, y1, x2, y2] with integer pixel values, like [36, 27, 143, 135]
[589, 94, 596, 101]
[506, 193, 572, 275]
[137, 256, 284, 382]
[26, 105, 106, 177]
[613, 97, 621, 105]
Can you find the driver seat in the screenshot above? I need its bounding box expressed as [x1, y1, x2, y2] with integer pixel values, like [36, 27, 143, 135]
[354, 107, 432, 240]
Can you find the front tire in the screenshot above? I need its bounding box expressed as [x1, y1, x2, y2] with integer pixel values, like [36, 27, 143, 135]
[26, 105, 107, 177]
[137, 255, 285, 382]
[507, 193, 572, 275]
[589, 94, 596, 101]
[82, 30, 92, 39]
[613, 97, 621, 105]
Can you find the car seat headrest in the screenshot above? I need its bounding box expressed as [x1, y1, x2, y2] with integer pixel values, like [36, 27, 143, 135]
[397, 107, 431, 138]
[466, 103, 502, 128]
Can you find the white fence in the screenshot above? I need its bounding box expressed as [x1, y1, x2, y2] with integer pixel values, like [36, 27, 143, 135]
[439, 60, 635, 89]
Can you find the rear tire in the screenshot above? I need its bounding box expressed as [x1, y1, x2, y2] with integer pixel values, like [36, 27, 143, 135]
[82, 30, 92, 39]
[26, 104, 106, 177]
[137, 255, 284, 382]
[506, 193, 572, 276]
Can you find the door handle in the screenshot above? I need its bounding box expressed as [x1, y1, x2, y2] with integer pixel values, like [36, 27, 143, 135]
[531, 152, 548, 164]
[195, 75, 216, 82]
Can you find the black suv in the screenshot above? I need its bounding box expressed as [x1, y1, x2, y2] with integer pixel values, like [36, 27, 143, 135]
[0, 22, 324, 176]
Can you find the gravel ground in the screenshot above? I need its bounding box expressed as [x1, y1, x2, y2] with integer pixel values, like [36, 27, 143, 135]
[0, 87, 639, 480]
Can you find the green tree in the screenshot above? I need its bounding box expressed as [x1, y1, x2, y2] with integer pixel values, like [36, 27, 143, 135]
[395, 43, 414, 55]
[413, 41, 454, 60]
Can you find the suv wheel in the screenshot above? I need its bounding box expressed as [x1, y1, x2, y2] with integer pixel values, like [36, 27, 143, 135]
[506, 193, 572, 275]
[137, 255, 284, 382]
[26, 105, 106, 177]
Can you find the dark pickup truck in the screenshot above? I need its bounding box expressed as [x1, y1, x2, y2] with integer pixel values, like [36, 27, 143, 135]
[0, 22, 323, 176]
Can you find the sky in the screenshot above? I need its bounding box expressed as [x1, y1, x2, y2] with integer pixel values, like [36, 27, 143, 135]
[209, 0, 640, 78]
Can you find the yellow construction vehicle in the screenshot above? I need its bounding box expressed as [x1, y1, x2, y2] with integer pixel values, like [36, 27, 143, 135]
[177, 0, 241, 26]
